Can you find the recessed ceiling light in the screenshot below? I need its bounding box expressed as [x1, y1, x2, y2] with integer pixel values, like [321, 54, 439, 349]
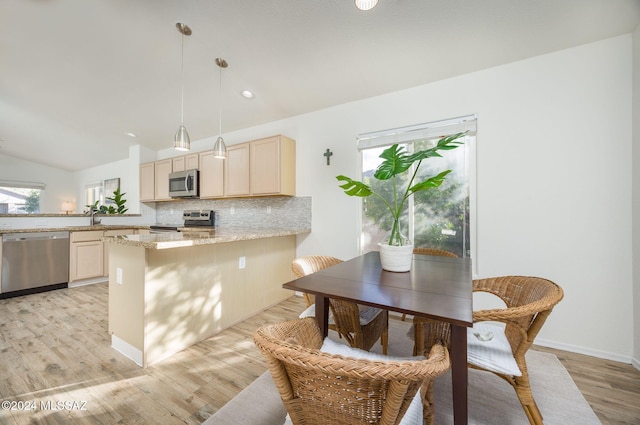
[126, 132, 137, 138]
[355, 0, 378, 10]
[241, 90, 255, 99]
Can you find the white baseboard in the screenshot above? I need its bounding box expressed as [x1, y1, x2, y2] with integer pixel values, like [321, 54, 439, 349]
[632, 356, 640, 371]
[535, 337, 633, 364]
[111, 334, 143, 367]
[68, 276, 108, 288]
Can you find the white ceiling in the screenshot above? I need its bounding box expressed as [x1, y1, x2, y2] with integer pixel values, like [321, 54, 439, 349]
[1, 0, 639, 171]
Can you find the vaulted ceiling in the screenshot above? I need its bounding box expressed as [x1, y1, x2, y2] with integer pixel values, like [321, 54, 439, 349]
[1, 0, 638, 171]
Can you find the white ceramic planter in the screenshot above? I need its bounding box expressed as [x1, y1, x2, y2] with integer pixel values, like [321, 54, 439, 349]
[378, 242, 414, 272]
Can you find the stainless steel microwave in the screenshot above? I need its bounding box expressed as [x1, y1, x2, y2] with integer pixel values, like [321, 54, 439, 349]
[169, 169, 199, 198]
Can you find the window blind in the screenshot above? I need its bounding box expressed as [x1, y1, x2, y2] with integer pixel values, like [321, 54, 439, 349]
[357, 114, 477, 150]
[0, 180, 46, 190]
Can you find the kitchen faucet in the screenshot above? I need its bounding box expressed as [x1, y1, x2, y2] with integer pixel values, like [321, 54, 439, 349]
[90, 208, 101, 225]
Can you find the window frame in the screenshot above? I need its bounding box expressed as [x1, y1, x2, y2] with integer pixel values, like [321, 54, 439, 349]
[356, 115, 477, 272]
[0, 180, 45, 214]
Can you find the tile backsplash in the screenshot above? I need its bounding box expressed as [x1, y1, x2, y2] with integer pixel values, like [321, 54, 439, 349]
[155, 196, 311, 229]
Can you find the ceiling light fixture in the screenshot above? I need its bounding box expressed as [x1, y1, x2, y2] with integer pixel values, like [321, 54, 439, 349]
[241, 90, 255, 99]
[174, 23, 192, 152]
[213, 57, 228, 159]
[355, 0, 378, 11]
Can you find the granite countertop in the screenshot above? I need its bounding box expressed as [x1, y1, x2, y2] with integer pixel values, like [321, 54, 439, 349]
[103, 227, 311, 250]
[0, 225, 151, 234]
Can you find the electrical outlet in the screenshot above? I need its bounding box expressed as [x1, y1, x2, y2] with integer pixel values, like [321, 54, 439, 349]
[238, 256, 246, 269]
[116, 268, 123, 284]
[230, 207, 235, 215]
[266, 206, 272, 213]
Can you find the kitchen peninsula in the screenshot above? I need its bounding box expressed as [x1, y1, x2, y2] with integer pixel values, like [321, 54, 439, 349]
[104, 227, 309, 367]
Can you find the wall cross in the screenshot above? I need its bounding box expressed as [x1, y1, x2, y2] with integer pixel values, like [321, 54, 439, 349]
[324, 148, 333, 165]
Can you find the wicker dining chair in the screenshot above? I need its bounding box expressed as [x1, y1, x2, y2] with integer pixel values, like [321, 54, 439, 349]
[400, 248, 458, 321]
[413, 276, 564, 425]
[254, 318, 451, 425]
[293, 256, 389, 354]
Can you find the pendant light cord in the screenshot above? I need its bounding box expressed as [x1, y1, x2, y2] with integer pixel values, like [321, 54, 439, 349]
[180, 33, 185, 125]
[218, 65, 222, 137]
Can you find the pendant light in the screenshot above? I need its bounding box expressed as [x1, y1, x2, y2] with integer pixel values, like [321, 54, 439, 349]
[174, 23, 192, 151]
[213, 57, 228, 159]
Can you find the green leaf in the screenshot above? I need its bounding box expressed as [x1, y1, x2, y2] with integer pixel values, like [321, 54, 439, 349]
[408, 132, 466, 162]
[373, 144, 413, 180]
[106, 187, 128, 214]
[336, 175, 372, 197]
[409, 170, 452, 194]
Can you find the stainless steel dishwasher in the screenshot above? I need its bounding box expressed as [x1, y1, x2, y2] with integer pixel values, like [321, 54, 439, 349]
[1, 231, 70, 297]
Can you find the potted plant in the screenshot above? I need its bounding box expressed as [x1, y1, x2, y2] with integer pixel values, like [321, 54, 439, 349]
[85, 187, 128, 215]
[336, 132, 464, 272]
[106, 187, 128, 214]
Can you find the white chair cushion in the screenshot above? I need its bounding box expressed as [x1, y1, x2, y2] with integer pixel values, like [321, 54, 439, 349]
[320, 337, 422, 362]
[299, 304, 334, 323]
[298, 304, 382, 326]
[467, 322, 522, 377]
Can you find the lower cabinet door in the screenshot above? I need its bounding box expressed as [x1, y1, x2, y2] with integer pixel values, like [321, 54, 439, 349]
[70, 241, 104, 281]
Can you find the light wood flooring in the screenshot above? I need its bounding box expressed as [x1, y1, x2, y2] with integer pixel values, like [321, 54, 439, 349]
[0, 283, 638, 424]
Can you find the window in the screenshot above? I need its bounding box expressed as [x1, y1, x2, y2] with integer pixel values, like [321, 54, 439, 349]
[85, 182, 104, 210]
[0, 181, 45, 214]
[358, 115, 476, 258]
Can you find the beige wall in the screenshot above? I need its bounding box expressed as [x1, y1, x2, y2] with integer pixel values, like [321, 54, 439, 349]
[108, 236, 296, 367]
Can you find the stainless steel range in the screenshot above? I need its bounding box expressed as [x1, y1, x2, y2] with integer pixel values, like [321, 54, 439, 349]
[182, 210, 215, 227]
[149, 210, 215, 233]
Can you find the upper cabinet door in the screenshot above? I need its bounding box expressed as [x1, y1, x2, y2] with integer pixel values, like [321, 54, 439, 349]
[140, 162, 155, 202]
[172, 154, 198, 173]
[186, 153, 199, 170]
[172, 156, 186, 172]
[224, 143, 250, 197]
[250, 135, 296, 196]
[199, 151, 224, 198]
[154, 159, 173, 200]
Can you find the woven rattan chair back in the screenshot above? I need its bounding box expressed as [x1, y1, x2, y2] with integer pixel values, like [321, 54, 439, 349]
[414, 276, 564, 425]
[254, 318, 450, 425]
[400, 248, 458, 321]
[292, 256, 389, 354]
[412, 247, 458, 258]
[291, 256, 343, 307]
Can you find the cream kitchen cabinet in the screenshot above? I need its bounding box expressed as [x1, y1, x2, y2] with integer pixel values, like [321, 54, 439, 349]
[154, 159, 172, 200]
[224, 143, 250, 197]
[250, 135, 295, 196]
[199, 151, 224, 198]
[69, 231, 104, 282]
[139, 162, 155, 202]
[223, 136, 296, 198]
[141, 153, 198, 202]
[140, 159, 173, 202]
[140, 135, 295, 201]
[172, 154, 199, 172]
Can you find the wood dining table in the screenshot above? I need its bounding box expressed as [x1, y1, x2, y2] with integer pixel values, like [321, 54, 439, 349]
[283, 251, 473, 425]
